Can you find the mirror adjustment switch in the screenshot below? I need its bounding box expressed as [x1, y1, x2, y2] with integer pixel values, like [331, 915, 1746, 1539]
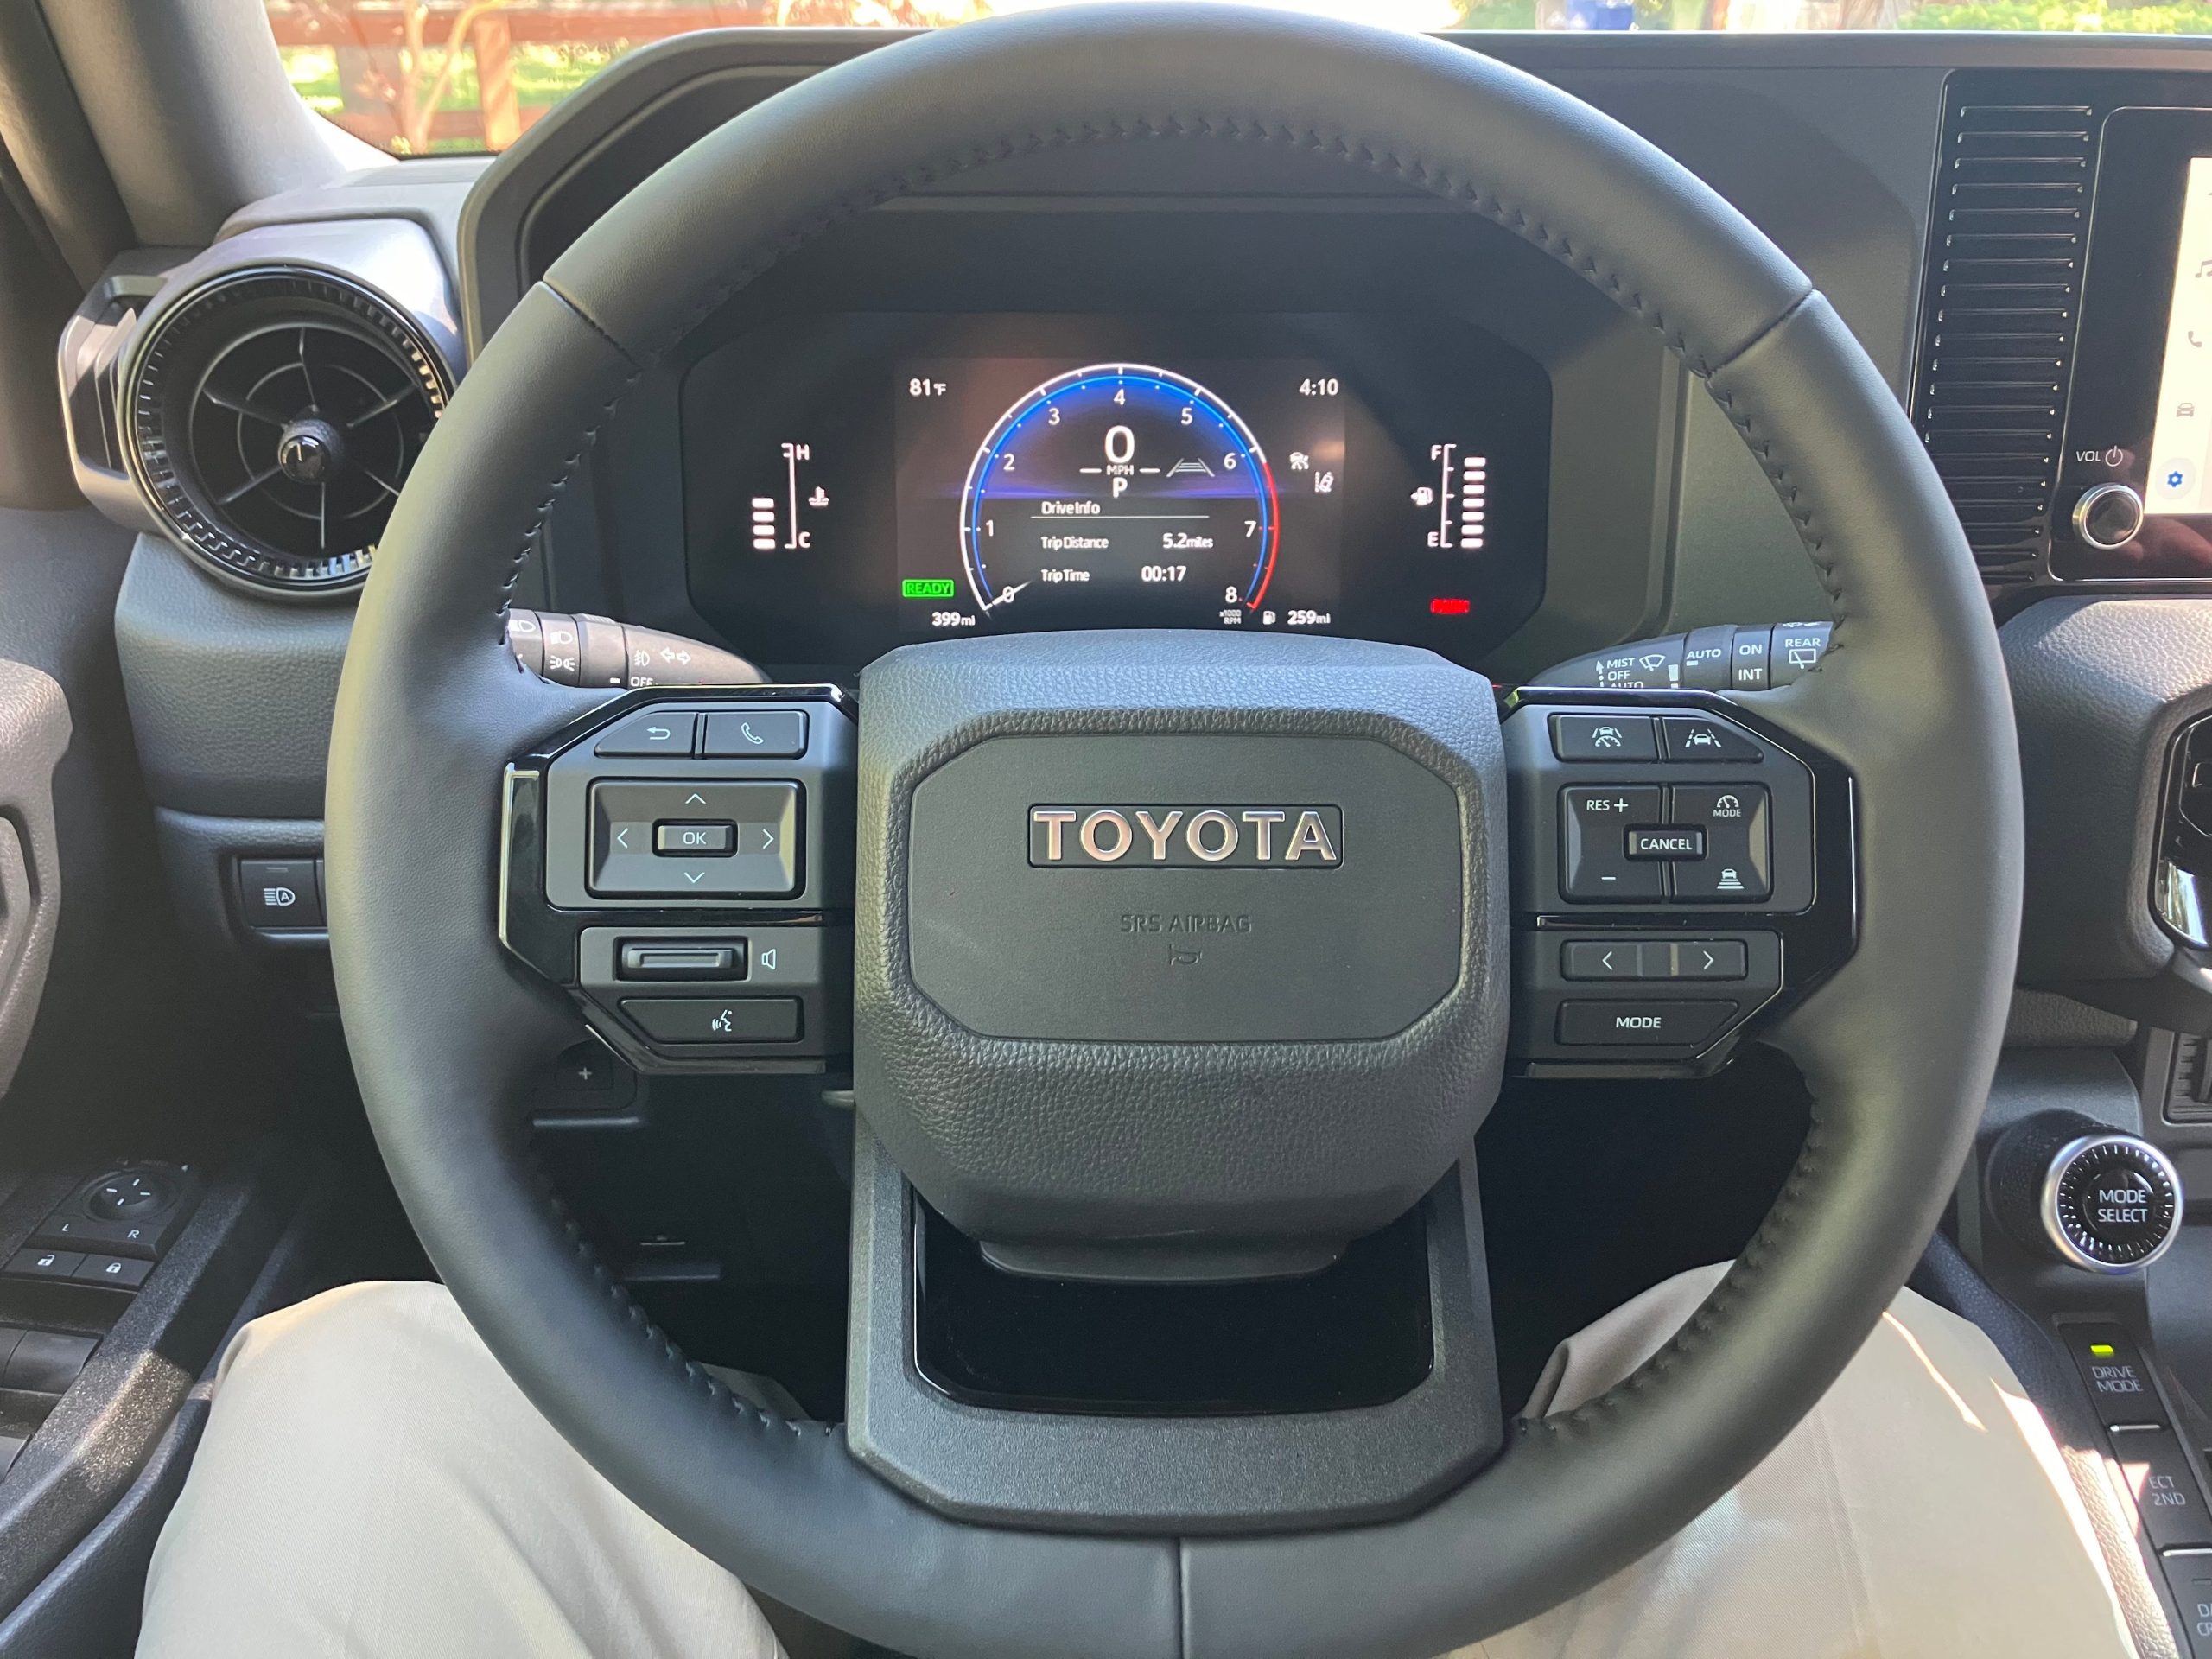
[32, 1214, 162, 1258]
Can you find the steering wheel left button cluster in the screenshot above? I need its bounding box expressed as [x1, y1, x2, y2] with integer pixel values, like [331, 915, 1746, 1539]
[504, 690, 855, 1071]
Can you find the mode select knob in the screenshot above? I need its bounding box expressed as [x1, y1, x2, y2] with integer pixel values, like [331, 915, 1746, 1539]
[2071, 483, 2145, 552]
[2043, 1134, 2183, 1274]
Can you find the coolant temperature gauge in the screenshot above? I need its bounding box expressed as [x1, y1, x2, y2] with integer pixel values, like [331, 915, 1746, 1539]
[750, 440, 830, 552]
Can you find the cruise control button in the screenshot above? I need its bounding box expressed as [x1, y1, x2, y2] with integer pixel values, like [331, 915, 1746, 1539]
[1557, 1000, 1737, 1047]
[1669, 785, 1771, 902]
[1627, 827, 1704, 861]
[593, 710, 697, 758]
[1659, 716, 1763, 762]
[2065, 1327, 2165, 1427]
[1551, 715, 1656, 762]
[1560, 787, 1664, 903]
[2109, 1427, 2212, 1549]
[622, 997, 801, 1044]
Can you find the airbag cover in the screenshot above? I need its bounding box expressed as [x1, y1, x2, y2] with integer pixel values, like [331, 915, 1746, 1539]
[855, 632, 1508, 1253]
[911, 734, 1459, 1041]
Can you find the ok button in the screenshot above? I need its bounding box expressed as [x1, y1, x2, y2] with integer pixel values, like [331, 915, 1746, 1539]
[655, 822, 736, 856]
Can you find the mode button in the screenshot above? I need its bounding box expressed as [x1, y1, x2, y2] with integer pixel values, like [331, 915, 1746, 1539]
[1557, 1000, 1737, 1047]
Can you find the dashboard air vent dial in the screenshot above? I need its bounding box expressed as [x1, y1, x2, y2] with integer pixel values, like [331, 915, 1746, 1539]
[124, 267, 450, 594]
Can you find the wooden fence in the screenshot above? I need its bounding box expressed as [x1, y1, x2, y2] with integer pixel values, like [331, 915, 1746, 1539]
[264, 3, 779, 150]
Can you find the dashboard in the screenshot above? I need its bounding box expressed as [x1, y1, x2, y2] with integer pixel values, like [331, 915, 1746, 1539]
[50, 27, 2212, 835]
[681, 312, 1550, 666]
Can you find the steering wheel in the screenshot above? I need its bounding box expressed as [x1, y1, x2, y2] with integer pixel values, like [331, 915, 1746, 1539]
[326, 10, 2022, 1656]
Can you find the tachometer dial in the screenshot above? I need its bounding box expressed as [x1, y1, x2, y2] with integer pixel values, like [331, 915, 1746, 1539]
[958, 365, 1279, 626]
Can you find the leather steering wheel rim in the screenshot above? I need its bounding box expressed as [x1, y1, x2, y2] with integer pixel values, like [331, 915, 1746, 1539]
[326, 10, 2023, 1656]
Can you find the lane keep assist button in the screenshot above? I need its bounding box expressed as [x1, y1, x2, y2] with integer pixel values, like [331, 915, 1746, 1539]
[1557, 1000, 1738, 1047]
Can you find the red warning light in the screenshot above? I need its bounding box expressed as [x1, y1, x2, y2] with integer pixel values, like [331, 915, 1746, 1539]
[1428, 596, 1472, 616]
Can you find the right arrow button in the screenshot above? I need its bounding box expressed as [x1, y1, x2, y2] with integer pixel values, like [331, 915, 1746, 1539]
[1674, 939, 1748, 980]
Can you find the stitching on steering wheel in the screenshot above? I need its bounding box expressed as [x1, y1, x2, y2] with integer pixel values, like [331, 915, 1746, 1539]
[543, 1170, 834, 1437]
[1710, 366, 1853, 657]
[1541, 1118, 1827, 1440]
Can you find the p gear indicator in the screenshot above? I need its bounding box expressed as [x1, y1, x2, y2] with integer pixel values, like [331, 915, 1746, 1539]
[957, 365, 1283, 622]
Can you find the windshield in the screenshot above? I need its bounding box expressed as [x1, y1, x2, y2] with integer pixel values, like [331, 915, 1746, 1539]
[270, 0, 2196, 156]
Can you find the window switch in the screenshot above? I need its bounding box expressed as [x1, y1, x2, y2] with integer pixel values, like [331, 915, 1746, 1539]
[4, 1330, 94, 1394]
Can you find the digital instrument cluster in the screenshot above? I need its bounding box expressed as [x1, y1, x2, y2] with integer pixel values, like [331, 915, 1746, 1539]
[683, 314, 1549, 670]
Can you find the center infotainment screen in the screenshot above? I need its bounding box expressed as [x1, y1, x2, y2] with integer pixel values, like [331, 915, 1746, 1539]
[2056, 108, 2212, 580]
[2143, 156, 2212, 518]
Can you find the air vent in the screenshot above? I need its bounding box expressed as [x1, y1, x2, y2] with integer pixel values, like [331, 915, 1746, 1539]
[60, 293, 143, 477]
[1916, 99, 2096, 595]
[124, 267, 449, 594]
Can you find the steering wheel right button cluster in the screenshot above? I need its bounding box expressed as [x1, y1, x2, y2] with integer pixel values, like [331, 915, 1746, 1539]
[1506, 691, 1850, 1074]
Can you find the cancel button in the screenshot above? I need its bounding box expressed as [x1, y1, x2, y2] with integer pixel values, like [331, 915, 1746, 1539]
[1558, 999, 1738, 1047]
